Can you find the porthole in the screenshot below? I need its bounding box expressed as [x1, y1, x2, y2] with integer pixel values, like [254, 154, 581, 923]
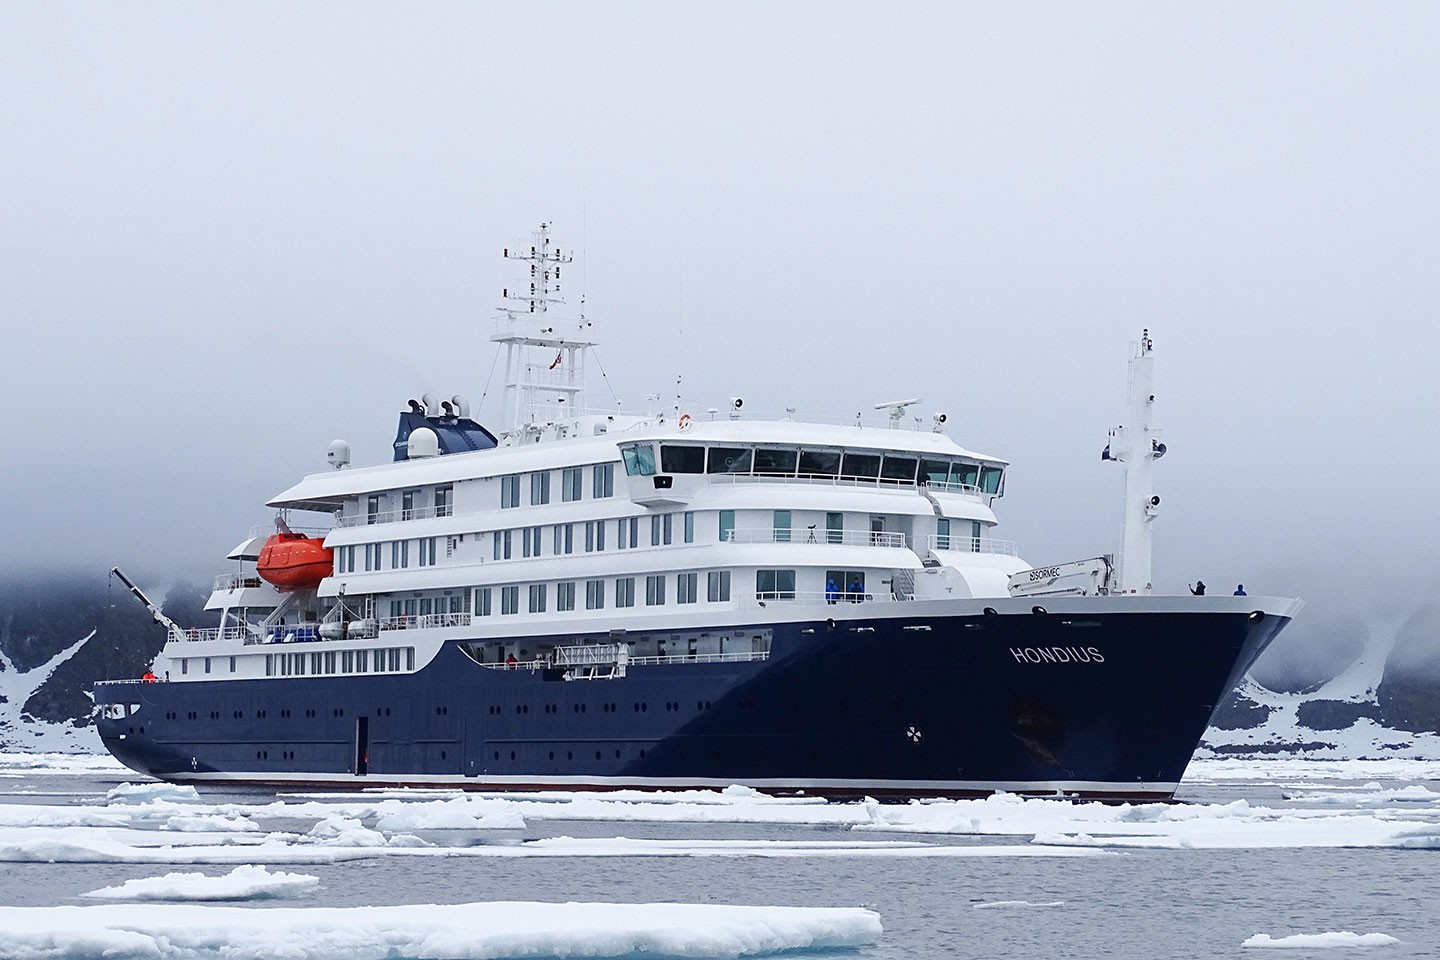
[549, 751, 555, 760]
[509, 750, 516, 760]
[440, 751, 446, 760]
[595, 750, 602, 760]
[614, 749, 621, 759]
[640, 749, 647, 759]
[493, 751, 500, 760]
[567, 751, 573, 760]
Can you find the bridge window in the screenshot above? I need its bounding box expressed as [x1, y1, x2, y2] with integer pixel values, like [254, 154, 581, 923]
[841, 452, 880, 480]
[921, 459, 950, 485]
[707, 447, 752, 474]
[953, 461, 980, 488]
[753, 447, 798, 476]
[979, 465, 1004, 495]
[621, 444, 657, 476]
[799, 449, 841, 477]
[756, 569, 796, 600]
[880, 455, 918, 483]
[660, 445, 705, 473]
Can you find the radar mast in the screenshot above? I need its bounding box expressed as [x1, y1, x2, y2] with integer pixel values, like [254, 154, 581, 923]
[492, 223, 597, 435]
[1103, 330, 1165, 594]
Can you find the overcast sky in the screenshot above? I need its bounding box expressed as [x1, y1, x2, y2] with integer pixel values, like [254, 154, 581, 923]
[2, 3, 1437, 638]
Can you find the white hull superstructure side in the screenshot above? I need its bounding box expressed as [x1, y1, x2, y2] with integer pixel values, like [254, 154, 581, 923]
[92, 224, 1301, 801]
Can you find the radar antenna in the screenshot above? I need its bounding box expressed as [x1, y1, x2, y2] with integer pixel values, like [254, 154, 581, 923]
[874, 398, 921, 427]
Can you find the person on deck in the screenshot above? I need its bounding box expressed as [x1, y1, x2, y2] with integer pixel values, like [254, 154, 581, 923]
[847, 577, 863, 602]
[826, 578, 840, 604]
[1189, 581, 1206, 596]
[1234, 584, 1246, 596]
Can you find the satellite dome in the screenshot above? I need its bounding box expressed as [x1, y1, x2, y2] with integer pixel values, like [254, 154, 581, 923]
[407, 427, 440, 459]
[326, 439, 351, 469]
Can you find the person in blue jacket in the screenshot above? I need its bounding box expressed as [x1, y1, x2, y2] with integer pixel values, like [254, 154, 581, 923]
[1234, 584, 1246, 596]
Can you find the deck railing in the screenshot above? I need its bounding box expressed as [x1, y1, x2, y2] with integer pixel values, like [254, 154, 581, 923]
[212, 574, 265, 592]
[724, 528, 908, 548]
[923, 534, 1017, 556]
[335, 503, 455, 529]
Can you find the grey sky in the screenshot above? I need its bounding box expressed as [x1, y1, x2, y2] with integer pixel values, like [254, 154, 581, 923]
[2, 3, 1437, 638]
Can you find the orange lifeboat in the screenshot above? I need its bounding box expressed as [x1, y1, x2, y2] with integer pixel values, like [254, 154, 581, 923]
[256, 533, 333, 591]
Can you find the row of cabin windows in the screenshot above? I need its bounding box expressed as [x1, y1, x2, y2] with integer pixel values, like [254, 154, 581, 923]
[475, 571, 731, 616]
[495, 513, 694, 560]
[622, 443, 1005, 494]
[337, 538, 438, 574]
[177, 656, 240, 676]
[264, 647, 415, 677]
[366, 486, 452, 524]
[502, 464, 615, 509]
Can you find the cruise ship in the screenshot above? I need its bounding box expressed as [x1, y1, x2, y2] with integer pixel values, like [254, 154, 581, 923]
[95, 224, 1300, 800]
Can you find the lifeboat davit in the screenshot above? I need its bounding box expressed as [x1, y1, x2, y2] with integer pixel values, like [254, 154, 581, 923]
[256, 533, 333, 592]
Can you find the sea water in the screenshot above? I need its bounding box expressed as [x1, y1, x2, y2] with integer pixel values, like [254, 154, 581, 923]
[0, 756, 1435, 959]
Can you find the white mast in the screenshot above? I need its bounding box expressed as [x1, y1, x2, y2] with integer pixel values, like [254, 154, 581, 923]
[491, 223, 597, 435]
[1104, 330, 1166, 594]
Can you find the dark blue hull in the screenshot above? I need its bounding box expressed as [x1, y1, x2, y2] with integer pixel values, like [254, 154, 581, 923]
[94, 601, 1292, 800]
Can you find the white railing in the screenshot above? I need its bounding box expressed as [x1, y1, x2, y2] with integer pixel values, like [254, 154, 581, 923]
[709, 474, 923, 490]
[212, 574, 264, 592]
[377, 611, 473, 632]
[172, 625, 259, 644]
[335, 503, 455, 529]
[924, 534, 1017, 556]
[923, 480, 988, 497]
[248, 522, 331, 538]
[628, 650, 769, 666]
[754, 589, 892, 604]
[724, 528, 908, 549]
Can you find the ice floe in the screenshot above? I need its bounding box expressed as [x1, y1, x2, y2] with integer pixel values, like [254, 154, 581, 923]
[1242, 931, 1400, 948]
[972, 900, 1065, 909]
[0, 901, 882, 959]
[83, 864, 319, 901]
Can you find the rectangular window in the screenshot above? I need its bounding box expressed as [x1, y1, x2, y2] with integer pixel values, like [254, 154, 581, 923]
[406, 648, 415, 671]
[418, 537, 437, 566]
[799, 448, 841, 477]
[230, 656, 237, 673]
[434, 485, 452, 517]
[936, 517, 951, 549]
[621, 443, 657, 476]
[651, 514, 662, 546]
[585, 578, 605, 610]
[585, 520, 606, 552]
[530, 471, 551, 505]
[754, 447, 799, 476]
[663, 513, 673, 545]
[881, 455, 918, 483]
[391, 540, 400, 568]
[419, 597, 433, 617]
[684, 511, 695, 543]
[773, 510, 792, 543]
[719, 510, 735, 542]
[390, 648, 401, 671]
[475, 587, 492, 616]
[615, 577, 636, 608]
[756, 569, 797, 600]
[645, 574, 666, 606]
[561, 523, 574, 554]
[367, 495, 380, 524]
[401, 540, 410, 568]
[660, 444, 706, 473]
[841, 451, 881, 480]
[593, 463, 614, 498]
[357, 650, 368, 673]
[401, 489, 415, 521]
[324, 651, 335, 673]
[265, 654, 274, 677]
[826, 512, 844, 544]
[707, 447, 752, 474]
[522, 526, 541, 558]
[501, 585, 519, 615]
[707, 570, 731, 602]
[617, 517, 638, 549]
[293, 653, 304, 676]
[677, 572, 698, 604]
[557, 581, 576, 612]
[562, 465, 583, 501]
[502, 529, 513, 559]
[500, 475, 521, 508]
[342, 650, 354, 672]
[528, 583, 547, 613]
[310, 652, 322, 674]
[181, 658, 188, 675]
[204, 657, 211, 674]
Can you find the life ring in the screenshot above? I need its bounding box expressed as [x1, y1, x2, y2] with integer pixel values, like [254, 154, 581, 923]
[678, 413, 692, 430]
